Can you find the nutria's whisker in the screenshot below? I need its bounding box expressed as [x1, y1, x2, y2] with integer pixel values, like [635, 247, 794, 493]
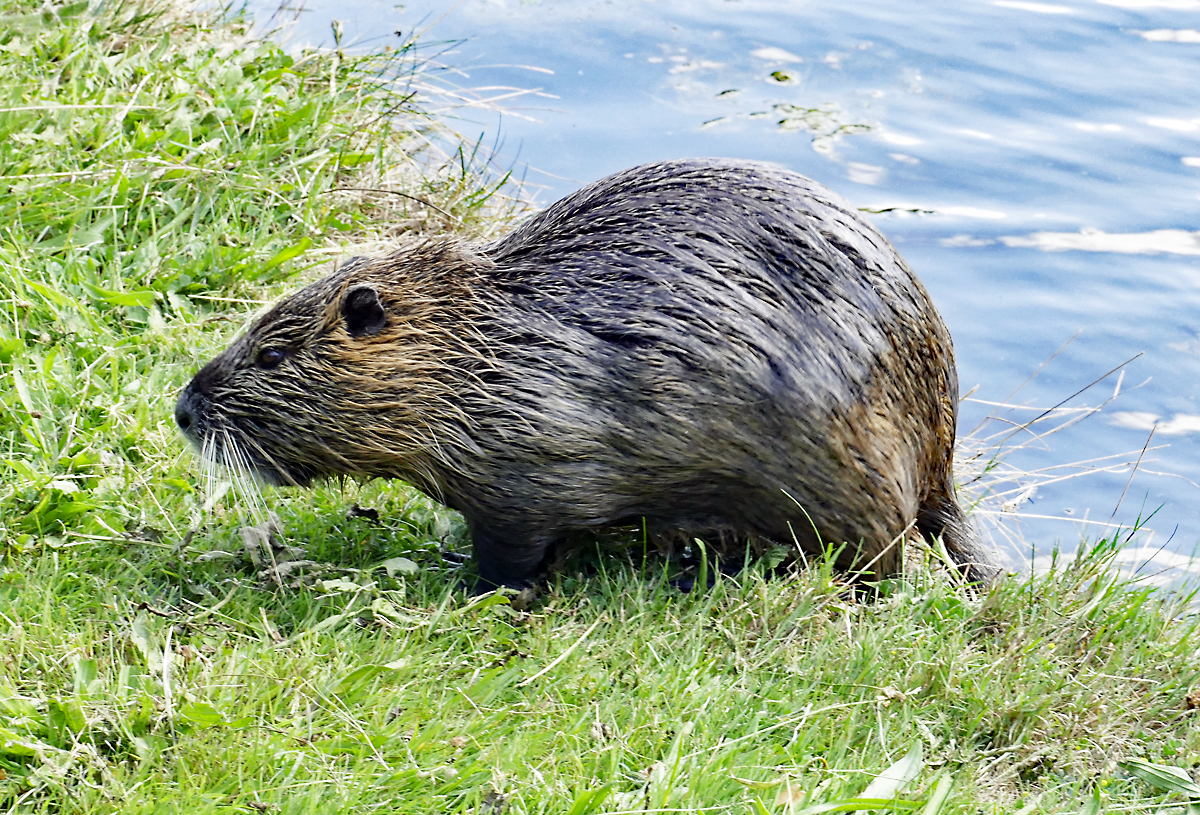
[224, 434, 268, 523]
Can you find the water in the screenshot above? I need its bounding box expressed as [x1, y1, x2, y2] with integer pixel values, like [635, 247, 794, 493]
[250, 0, 1200, 580]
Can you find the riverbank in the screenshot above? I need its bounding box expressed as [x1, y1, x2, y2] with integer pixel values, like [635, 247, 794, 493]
[1, 3, 1198, 812]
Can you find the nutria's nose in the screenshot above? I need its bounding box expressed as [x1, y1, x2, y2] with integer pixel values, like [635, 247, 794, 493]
[175, 386, 197, 434]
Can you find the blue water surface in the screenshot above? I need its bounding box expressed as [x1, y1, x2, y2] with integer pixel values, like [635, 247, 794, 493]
[251, 0, 1200, 577]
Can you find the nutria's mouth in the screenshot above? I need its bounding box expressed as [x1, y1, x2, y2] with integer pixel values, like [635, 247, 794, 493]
[210, 437, 322, 489]
[176, 381, 326, 488]
[199, 439, 321, 489]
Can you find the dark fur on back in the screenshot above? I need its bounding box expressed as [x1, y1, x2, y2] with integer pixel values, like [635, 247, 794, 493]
[176, 158, 997, 589]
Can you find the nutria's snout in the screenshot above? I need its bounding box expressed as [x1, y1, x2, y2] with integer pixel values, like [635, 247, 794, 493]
[174, 385, 199, 437]
[178, 157, 1001, 591]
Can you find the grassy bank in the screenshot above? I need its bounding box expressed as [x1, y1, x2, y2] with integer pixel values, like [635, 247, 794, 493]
[2, 2, 1200, 812]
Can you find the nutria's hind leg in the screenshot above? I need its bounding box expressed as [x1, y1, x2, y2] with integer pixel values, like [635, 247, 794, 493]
[916, 485, 1001, 584]
[469, 523, 556, 594]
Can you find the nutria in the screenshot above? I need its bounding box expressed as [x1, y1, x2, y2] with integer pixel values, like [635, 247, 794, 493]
[175, 157, 997, 591]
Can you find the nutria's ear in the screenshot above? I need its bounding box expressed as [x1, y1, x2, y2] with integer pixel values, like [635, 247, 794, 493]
[342, 285, 387, 337]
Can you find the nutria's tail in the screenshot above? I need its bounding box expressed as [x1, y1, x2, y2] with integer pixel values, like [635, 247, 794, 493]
[917, 485, 1001, 585]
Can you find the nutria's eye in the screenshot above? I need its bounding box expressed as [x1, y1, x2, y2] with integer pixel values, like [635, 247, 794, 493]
[256, 347, 287, 369]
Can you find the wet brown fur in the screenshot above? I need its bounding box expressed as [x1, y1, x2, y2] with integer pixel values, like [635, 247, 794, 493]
[176, 158, 998, 590]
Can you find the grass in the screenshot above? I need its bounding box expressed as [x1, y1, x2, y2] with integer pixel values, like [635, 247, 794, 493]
[2, 2, 1200, 812]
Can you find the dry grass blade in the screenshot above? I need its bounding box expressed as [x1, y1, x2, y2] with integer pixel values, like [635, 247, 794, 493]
[956, 349, 1198, 582]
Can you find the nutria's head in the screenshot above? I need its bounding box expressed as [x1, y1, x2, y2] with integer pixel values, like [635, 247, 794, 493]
[175, 242, 485, 491]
